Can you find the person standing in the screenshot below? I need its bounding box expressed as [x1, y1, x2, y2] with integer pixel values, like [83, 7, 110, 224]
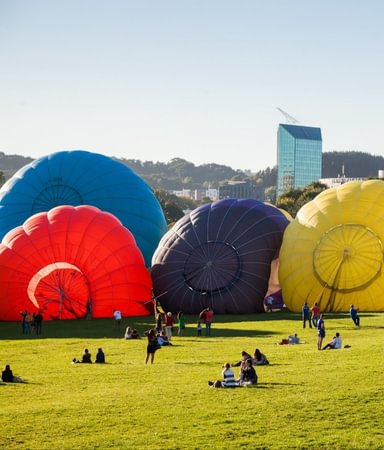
[311, 302, 320, 327]
[302, 302, 312, 329]
[34, 311, 43, 335]
[317, 314, 325, 350]
[24, 311, 32, 334]
[177, 311, 186, 336]
[155, 312, 164, 333]
[145, 329, 160, 364]
[266, 295, 274, 313]
[20, 310, 28, 334]
[113, 309, 122, 331]
[349, 305, 360, 327]
[164, 312, 174, 341]
[204, 307, 214, 336]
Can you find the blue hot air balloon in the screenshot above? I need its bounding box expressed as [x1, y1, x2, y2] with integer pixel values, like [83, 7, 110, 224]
[0, 150, 167, 266]
[151, 199, 290, 314]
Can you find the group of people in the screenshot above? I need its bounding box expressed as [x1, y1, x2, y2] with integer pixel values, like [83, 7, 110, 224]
[144, 326, 176, 364]
[199, 307, 214, 336]
[301, 301, 358, 350]
[301, 302, 321, 329]
[124, 327, 140, 339]
[72, 348, 105, 364]
[154, 310, 186, 341]
[303, 302, 360, 330]
[208, 347, 269, 388]
[20, 310, 43, 335]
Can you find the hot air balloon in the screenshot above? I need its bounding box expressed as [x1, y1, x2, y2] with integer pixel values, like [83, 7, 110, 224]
[0, 150, 167, 266]
[151, 199, 289, 314]
[0, 205, 152, 320]
[279, 180, 384, 312]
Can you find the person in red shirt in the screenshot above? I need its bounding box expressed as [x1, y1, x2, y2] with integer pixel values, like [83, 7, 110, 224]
[164, 312, 174, 341]
[311, 302, 320, 327]
[204, 307, 214, 336]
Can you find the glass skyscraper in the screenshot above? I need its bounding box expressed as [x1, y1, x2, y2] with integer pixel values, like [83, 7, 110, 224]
[277, 124, 322, 196]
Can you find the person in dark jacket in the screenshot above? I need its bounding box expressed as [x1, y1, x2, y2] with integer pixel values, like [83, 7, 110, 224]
[95, 348, 105, 363]
[2, 364, 23, 382]
[239, 359, 258, 386]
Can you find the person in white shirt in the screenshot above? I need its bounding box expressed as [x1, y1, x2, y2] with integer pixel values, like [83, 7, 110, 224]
[113, 309, 122, 331]
[322, 332, 342, 350]
[208, 362, 239, 388]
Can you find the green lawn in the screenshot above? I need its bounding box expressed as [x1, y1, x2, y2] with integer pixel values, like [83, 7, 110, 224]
[1, 312, 383, 449]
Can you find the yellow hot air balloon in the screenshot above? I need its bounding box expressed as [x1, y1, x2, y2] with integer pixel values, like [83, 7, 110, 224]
[279, 180, 384, 312]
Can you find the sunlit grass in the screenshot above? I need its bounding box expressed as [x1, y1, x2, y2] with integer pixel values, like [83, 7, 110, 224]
[1, 312, 383, 449]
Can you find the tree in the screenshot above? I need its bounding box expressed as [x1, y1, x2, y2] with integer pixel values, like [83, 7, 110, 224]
[199, 196, 213, 205]
[154, 189, 185, 226]
[276, 182, 327, 218]
[0, 171, 5, 188]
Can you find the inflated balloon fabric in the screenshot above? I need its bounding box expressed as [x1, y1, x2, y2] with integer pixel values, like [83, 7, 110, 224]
[0, 205, 153, 320]
[279, 180, 384, 312]
[151, 199, 290, 314]
[0, 150, 167, 266]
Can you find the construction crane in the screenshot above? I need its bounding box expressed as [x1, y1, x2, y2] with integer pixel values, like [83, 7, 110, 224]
[276, 107, 300, 124]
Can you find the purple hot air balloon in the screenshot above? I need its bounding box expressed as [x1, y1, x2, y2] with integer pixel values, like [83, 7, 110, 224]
[151, 199, 289, 314]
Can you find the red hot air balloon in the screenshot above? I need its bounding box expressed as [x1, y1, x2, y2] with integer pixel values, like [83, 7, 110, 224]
[0, 205, 152, 320]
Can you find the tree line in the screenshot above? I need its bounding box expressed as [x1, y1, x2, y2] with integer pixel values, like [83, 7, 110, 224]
[1, 150, 384, 223]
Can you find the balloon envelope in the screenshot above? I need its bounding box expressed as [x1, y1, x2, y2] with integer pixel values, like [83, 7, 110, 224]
[279, 180, 384, 312]
[151, 199, 289, 314]
[0, 205, 153, 320]
[0, 150, 167, 266]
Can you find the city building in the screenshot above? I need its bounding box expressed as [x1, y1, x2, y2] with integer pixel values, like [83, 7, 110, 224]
[172, 189, 192, 198]
[218, 180, 263, 200]
[319, 165, 368, 188]
[277, 124, 322, 196]
[319, 176, 366, 188]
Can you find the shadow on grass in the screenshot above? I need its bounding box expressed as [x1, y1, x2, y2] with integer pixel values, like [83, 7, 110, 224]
[0, 312, 382, 340]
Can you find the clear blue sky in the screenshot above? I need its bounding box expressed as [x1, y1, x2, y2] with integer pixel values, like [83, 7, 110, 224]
[1, 0, 383, 172]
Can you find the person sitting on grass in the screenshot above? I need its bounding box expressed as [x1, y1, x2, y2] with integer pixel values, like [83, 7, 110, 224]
[232, 350, 252, 367]
[95, 348, 105, 363]
[322, 332, 342, 350]
[208, 362, 239, 388]
[238, 358, 258, 386]
[131, 329, 140, 339]
[278, 333, 300, 345]
[2, 364, 24, 383]
[157, 331, 172, 346]
[124, 326, 133, 339]
[288, 333, 300, 344]
[73, 348, 92, 364]
[252, 348, 269, 365]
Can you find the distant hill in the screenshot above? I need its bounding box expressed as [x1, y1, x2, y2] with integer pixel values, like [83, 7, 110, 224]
[0, 152, 34, 180]
[322, 151, 384, 178]
[1, 150, 384, 191]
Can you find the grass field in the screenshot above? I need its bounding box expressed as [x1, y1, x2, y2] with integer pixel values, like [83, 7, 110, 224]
[1, 312, 383, 449]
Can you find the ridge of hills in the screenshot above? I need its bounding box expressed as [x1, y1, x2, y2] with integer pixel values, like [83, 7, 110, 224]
[0, 150, 383, 191]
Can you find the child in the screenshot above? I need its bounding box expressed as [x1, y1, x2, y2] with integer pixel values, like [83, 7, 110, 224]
[197, 320, 202, 336]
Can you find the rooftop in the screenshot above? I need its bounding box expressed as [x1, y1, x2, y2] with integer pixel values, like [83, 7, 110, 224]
[279, 124, 322, 141]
